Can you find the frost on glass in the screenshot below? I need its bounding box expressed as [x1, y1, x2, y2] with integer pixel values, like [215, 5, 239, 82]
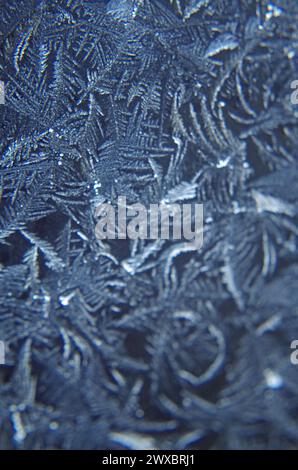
[0, 0, 298, 450]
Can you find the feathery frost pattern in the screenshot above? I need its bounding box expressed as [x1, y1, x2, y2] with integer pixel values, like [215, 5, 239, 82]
[0, 0, 298, 450]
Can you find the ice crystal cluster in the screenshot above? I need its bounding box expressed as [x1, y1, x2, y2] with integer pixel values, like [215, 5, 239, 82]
[0, 0, 298, 450]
